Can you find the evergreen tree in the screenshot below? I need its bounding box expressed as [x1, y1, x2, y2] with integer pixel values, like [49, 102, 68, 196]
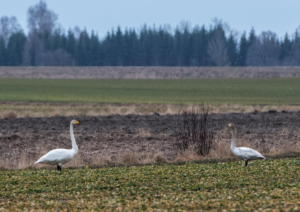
[89, 32, 101, 65]
[76, 30, 90, 66]
[227, 33, 238, 66]
[65, 30, 76, 59]
[237, 33, 248, 66]
[279, 33, 293, 65]
[122, 29, 138, 66]
[7, 32, 26, 65]
[290, 31, 300, 65]
[0, 37, 7, 65]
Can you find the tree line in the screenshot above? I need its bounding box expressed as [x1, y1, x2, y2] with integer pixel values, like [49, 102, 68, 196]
[0, 1, 300, 66]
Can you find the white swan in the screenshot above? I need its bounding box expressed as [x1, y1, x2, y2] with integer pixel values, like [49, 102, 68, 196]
[34, 120, 80, 171]
[228, 123, 265, 166]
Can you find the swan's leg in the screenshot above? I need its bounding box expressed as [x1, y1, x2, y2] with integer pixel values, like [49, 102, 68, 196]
[244, 160, 248, 167]
[57, 164, 62, 171]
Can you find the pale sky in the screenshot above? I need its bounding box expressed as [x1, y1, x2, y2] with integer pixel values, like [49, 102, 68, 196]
[0, 0, 299, 37]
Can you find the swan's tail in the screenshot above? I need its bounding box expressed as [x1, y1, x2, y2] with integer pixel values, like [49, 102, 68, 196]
[34, 159, 41, 164]
[260, 155, 266, 160]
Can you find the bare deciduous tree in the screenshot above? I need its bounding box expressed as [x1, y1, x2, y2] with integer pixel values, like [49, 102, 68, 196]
[23, 1, 63, 65]
[22, 33, 43, 65]
[208, 26, 229, 66]
[40, 49, 75, 66]
[247, 31, 280, 66]
[27, 0, 58, 34]
[0, 16, 22, 45]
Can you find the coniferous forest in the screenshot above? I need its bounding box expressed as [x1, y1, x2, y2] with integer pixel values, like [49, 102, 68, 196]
[1, 1, 300, 66]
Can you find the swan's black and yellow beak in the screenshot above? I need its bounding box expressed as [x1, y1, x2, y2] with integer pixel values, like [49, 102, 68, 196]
[74, 120, 80, 125]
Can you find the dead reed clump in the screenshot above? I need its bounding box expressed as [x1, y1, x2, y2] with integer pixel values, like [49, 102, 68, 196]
[263, 141, 300, 156]
[207, 139, 232, 159]
[206, 128, 233, 159]
[0, 154, 13, 169]
[16, 151, 32, 169]
[0, 150, 35, 169]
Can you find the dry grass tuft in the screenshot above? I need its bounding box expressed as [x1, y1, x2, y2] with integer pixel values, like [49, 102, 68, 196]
[67, 153, 85, 167]
[207, 129, 232, 159]
[154, 153, 168, 163]
[120, 152, 140, 165]
[3, 111, 17, 119]
[75, 150, 169, 168]
[175, 148, 204, 163]
[89, 155, 116, 167]
[137, 128, 152, 137]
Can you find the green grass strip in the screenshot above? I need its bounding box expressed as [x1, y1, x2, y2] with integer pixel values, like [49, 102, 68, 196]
[0, 78, 300, 104]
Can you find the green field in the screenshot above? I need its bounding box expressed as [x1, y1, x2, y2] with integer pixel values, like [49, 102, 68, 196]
[0, 158, 299, 211]
[0, 78, 300, 104]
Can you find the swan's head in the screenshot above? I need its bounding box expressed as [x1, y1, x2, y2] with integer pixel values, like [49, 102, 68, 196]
[227, 123, 235, 129]
[71, 120, 80, 125]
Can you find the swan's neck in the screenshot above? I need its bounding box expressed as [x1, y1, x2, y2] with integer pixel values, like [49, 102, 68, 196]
[230, 128, 237, 151]
[70, 123, 78, 153]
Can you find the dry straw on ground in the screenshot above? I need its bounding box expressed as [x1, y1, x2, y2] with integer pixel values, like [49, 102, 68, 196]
[2, 129, 299, 170]
[1, 102, 300, 118]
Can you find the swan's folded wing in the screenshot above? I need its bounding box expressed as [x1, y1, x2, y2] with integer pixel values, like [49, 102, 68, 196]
[35, 149, 74, 164]
[238, 147, 265, 160]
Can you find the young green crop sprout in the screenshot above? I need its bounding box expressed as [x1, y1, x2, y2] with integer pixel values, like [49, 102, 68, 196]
[34, 120, 80, 171]
[228, 123, 265, 166]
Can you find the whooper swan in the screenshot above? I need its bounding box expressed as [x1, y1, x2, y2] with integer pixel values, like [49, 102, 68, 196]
[228, 123, 265, 166]
[34, 120, 80, 171]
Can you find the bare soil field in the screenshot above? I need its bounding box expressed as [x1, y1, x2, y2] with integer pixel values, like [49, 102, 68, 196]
[1, 66, 300, 79]
[1, 111, 300, 169]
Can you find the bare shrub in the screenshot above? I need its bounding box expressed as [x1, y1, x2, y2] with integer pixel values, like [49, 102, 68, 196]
[175, 105, 214, 156]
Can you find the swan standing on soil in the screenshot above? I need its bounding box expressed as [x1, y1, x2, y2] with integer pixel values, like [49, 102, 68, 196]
[228, 123, 265, 166]
[34, 120, 80, 171]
